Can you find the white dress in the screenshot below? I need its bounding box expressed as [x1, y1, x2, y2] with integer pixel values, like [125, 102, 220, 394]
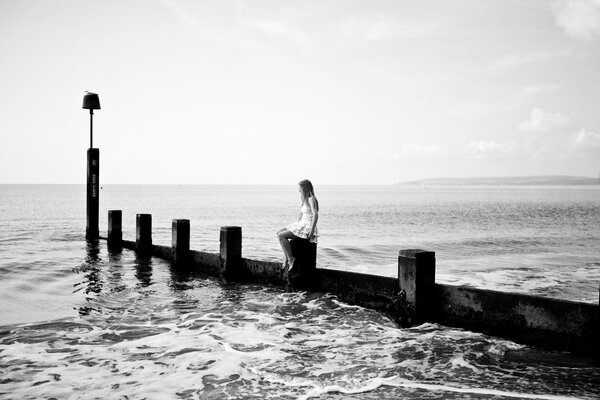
[286, 203, 319, 243]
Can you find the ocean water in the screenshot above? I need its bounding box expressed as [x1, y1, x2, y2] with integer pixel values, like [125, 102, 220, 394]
[0, 184, 599, 399]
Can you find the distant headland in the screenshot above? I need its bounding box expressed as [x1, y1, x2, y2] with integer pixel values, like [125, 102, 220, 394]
[398, 175, 600, 186]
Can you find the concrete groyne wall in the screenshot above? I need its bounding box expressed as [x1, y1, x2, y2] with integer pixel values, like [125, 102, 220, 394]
[101, 211, 599, 357]
[433, 284, 598, 356]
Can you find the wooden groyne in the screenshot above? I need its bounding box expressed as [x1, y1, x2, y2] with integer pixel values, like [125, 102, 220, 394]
[99, 210, 599, 357]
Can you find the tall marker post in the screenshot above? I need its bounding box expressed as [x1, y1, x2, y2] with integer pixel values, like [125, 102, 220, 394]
[83, 92, 101, 241]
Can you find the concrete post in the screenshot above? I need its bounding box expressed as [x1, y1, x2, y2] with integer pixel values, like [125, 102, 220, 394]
[288, 239, 317, 290]
[86, 148, 100, 240]
[172, 219, 190, 266]
[136, 214, 152, 254]
[398, 249, 436, 323]
[107, 210, 122, 249]
[220, 226, 242, 280]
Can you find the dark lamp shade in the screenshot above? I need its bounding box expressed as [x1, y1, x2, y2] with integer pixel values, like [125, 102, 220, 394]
[82, 92, 101, 110]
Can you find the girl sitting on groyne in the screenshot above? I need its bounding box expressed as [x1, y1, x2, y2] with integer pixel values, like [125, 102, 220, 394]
[277, 179, 320, 274]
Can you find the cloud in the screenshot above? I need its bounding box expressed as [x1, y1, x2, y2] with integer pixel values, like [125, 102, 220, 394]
[339, 15, 393, 42]
[152, 0, 262, 51]
[449, 85, 562, 121]
[249, 18, 311, 45]
[517, 107, 571, 133]
[463, 141, 517, 158]
[449, 102, 497, 119]
[521, 84, 560, 97]
[514, 108, 600, 160]
[486, 51, 571, 74]
[245, 6, 317, 46]
[572, 128, 600, 149]
[338, 15, 444, 42]
[456, 108, 599, 162]
[396, 143, 446, 158]
[152, 0, 218, 38]
[553, 0, 600, 41]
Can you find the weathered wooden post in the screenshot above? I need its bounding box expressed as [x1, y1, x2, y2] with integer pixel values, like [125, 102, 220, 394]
[136, 214, 152, 254]
[288, 239, 317, 289]
[220, 226, 242, 280]
[398, 249, 436, 324]
[172, 219, 190, 266]
[107, 210, 122, 249]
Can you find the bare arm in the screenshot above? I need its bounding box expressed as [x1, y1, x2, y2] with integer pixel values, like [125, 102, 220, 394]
[308, 196, 319, 239]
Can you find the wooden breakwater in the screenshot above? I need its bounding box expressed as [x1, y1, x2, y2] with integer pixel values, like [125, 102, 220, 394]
[100, 210, 599, 357]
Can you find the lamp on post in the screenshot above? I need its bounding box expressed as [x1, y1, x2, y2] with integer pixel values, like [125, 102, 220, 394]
[83, 91, 101, 240]
[82, 91, 101, 148]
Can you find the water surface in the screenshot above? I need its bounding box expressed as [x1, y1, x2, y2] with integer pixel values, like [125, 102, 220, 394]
[0, 184, 598, 399]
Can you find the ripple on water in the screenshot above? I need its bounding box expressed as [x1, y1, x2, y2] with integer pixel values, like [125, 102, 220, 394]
[1, 183, 600, 398]
[3, 284, 598, 400]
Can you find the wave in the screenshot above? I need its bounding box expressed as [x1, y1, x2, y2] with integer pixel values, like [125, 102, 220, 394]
[1, 287, 598, 399]
[300, 376, 589, 400]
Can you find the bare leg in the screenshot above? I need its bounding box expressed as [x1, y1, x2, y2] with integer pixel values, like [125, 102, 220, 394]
[276, 228, 289, 266]
[276, 228, 288, 237]
[277, 229, 297, 269]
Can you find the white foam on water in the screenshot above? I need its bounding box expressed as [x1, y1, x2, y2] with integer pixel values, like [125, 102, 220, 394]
[1, 324, 278, 399]
[448, 355, 482, 373]
[1, 290, 598, 399]
[437, 252, 599, 304]
[389, 377, 592, 400]
[299, 375, 591, 400]
[299, 376, 389, 400]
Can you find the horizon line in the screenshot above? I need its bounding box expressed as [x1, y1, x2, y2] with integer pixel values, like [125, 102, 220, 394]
[1, 174, 599, 186]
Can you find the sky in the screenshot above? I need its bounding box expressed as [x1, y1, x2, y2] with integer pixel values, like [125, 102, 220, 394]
[1, 0, 599, 185]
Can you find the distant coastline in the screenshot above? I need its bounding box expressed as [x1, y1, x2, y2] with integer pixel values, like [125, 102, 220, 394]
[398, 175, 600, 186]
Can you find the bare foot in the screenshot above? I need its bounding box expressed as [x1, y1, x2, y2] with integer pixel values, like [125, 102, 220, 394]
[288, 257, 296, 274]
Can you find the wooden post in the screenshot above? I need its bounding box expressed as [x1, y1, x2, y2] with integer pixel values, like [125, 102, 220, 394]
[288, 238, 317, 289]
[107, 210, 122, 249]
[398, 249, 436, 323]
[220, 226, 242, 280]
[86, 148, 100, 240]
[172, 219, 190, 266]
[136, 214, 152, 254]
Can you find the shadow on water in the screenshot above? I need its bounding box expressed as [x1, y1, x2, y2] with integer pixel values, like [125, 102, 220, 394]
[161, 260, 204, 317]
[217, 281, 245, 305]
[73, 241, 104, 316]
[108, 242, 154, 288]
[164, 260, 243, 319]
[167, 260, 209, 291]
[134, 253, 153, 287]
[85, 240, 101, 269]
[74, 241, 135, 315]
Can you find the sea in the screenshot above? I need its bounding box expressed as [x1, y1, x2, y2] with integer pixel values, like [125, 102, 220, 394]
[0, 184, 599, 399]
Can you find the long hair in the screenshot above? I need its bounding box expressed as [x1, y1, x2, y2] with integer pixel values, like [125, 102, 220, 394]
[299, 179, 319, 211]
